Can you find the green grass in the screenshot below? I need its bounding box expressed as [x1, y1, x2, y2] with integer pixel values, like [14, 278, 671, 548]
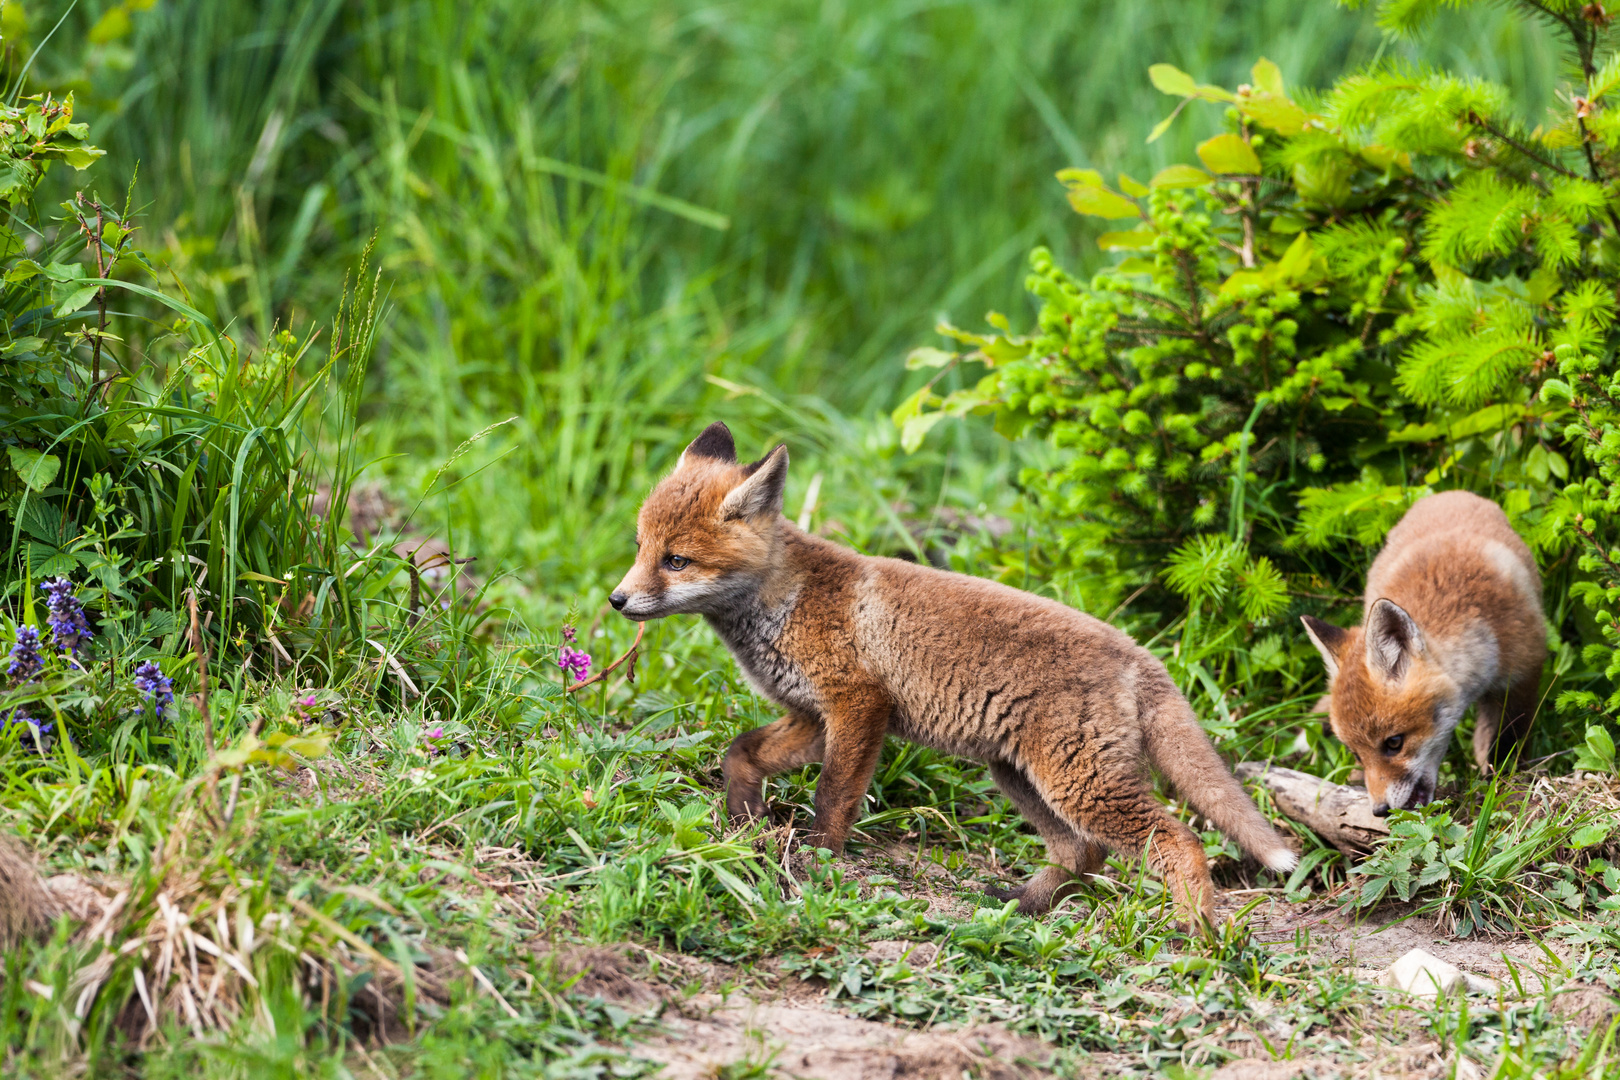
[23, 0, 1569, 601]
[3, 0, 1620, 1076]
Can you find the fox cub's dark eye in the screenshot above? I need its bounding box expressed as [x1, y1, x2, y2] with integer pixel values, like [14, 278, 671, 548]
[1382, 734, 1404, 754]
[663, 555, 691, 571]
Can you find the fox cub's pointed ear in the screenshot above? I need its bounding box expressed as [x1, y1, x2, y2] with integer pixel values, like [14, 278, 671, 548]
[721, 445, 789, 521]
[1300, 615, 1348, 680]
[1365, 598, 1422, 682]
[678, 422, 737, 470]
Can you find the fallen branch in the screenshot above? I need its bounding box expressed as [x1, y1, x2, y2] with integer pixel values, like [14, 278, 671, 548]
[565, 621, 644, 695]
[1235, 762, 1390, 856]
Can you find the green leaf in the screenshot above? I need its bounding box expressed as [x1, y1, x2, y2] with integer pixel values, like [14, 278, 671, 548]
[1147, 113, 1180, 144]
[1197, 133, 1262, 176]
[1275, 230, 1315, 280]
[1150, 164, 1211, 189]
[1571, 823, 1611, 849]
[53, 282, 100, 315]
[891, 385, 934, 428]
[1065, 184, 1140, 220]
[1055, 168, 1105, 188]
[1148, 64, 1198, 98]
[1446, 403, 1521, 439]
[88, 7, 133, 45]
[8, 447, 61, 492]
[1251, 58, 1285, 97]
[1585, 724, 1616, 768]
[60, 146, 105, 170]
[1118, 173, 1150, 197]
[905, 347, 957, 370]
[900, 411, 945, 453]
[1240, 94, 1310, 136]
[1097, 228, 1157, 251]
[1388, 422, 1442, 444]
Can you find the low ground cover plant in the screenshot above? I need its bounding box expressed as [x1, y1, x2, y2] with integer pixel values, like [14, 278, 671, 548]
[2, 0, 1620, 1078]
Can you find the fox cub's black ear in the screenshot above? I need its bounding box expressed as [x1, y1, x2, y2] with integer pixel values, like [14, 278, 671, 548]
[722, 445, 789, 520]
[679, 422, 737, 468]
[1300, 615, 1348, 680]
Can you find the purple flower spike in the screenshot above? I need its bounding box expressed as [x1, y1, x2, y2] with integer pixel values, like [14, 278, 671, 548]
[558, 646, 591, 684]
[1, 709, 52, 747]
[133, 659, 174, 720]
[561, 624, 577, 644]
[40, 578, 92, 656]
[7, 625, 42, 682]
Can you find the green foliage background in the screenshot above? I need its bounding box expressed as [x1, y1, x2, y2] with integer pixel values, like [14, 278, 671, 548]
[3, 0, 1620, 1076]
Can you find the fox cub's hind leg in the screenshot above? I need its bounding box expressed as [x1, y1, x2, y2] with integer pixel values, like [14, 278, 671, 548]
[985, 761, 1104, 915]
[1472, 679, 1541, 775]
[723, 714, 824, 823]
[1021, 749, 1215, 928]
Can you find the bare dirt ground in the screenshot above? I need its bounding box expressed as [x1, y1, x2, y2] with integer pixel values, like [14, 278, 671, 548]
[552, 843, 1616, 1080]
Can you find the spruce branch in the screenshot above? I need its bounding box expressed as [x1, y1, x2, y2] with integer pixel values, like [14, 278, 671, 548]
[1464, 110, 1580, 180]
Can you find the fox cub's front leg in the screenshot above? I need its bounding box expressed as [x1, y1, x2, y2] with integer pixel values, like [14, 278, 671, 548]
[722, 714, 824, 823]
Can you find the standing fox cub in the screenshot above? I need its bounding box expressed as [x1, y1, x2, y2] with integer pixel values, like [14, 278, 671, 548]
[1303, 491, 1546, 817]
[610, 423, 1297, 924]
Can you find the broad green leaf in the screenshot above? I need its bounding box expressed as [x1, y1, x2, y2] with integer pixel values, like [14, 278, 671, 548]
[1359, 143, 1411, 172]
[1, 336, 45, 356]
[88, 8, 133, 45]
[1150, 164, 1211, 189]
[8, 447, 60, 492]
[941, 389, 992, 417]
[890, 385, 933, 427]
[1218, 269, 1270, 296]
[1065, 184, 1140, 220]
[53, 283, 100, 315]
[900, 411, 945, 453]
[1387, 422, 1442, 444]
[1239, 95, 1310, 136]
[1117, 173, 1150, 197]
[1572, 824, 1611, 848]
[1097, 228, 1157, 251]
[1115, 257, 1157, 275]
[1148, 64, 1198, 98]
[1055, 168, 1105, 188]
[905, 347, 957, 370]
[1251, 58, 1285, 96]
[1198, 133, 1262, 176]
[1446, 403, 1521, 439]
[1275, 230, 1315, 280]
[1586, 724, 1616, 766]
[60, 147, 105, 170]
[1147, 113, 1179, 144]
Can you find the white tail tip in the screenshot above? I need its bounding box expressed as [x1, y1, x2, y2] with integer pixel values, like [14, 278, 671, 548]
[1265, 849, 1299, 874]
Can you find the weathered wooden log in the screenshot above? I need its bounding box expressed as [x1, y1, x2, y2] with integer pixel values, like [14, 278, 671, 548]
[1235, 762, 1391, 856]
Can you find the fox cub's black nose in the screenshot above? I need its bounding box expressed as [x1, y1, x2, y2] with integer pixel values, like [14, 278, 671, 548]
[609, 592, 628, 611]
[1371, 801, 1390, 818]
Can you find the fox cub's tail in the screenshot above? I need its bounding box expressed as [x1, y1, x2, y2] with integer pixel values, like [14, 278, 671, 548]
[1141, 677, 1298, 874]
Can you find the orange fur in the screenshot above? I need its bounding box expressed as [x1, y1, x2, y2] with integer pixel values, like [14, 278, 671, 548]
[611, 423, 1297, 925]
[1303, 491, 1546, 815]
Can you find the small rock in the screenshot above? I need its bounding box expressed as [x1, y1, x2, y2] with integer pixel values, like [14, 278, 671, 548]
[862, 939, 938, 967]
[1378, 948, 1497, 997]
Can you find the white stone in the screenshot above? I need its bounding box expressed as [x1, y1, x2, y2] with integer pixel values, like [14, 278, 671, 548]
[1378, 948, 1497, 997]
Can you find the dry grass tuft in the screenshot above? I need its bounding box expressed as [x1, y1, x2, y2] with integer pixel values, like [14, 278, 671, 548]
[0, 834, 60, 950]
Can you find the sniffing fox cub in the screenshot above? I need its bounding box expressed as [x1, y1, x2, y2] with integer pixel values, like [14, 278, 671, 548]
[610, 423, 1297, 924]
[1302, 491, 1546, 816]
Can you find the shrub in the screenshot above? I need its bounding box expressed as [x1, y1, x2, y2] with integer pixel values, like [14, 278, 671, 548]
[894, 59, 1432, 615]
[902, 0, 1620, 737]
